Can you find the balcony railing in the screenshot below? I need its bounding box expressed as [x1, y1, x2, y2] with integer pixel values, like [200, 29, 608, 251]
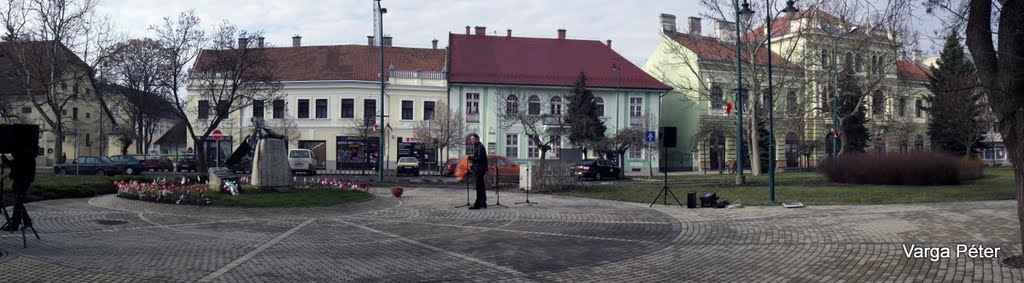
[390, 69, 446, 80]
[543, 115, 563, 125]
[467, 113, 480, 123]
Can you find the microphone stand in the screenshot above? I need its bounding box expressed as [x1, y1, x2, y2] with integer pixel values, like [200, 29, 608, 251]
[492, 165, 506, 207]
[515, 166, 537, 206]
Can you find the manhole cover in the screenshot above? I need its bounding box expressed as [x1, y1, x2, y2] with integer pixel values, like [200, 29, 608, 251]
[97, 220, 129, 225]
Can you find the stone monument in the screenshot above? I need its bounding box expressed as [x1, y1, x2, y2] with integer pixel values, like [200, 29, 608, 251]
[247, 117, 292, 192]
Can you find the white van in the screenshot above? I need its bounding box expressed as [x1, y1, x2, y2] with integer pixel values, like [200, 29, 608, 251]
[288, 149, 317, 175]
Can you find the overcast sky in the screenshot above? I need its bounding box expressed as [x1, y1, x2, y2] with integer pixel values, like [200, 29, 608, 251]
[96, 0, 946, 68]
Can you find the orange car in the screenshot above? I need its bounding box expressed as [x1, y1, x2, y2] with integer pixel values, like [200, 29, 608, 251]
[454, 155, 520, 183]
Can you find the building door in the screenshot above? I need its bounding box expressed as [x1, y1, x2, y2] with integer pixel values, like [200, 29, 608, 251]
[708, 132, 725, 170]
[785, 133, 799, 167]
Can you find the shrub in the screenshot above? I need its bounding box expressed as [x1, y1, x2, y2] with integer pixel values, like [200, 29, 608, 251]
[820, 151, 984, 185]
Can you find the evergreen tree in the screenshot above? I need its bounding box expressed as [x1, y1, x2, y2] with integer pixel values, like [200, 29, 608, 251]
[926, 31, 982, 156]
[835, 72, 871, 154]
[566, 72, 607, 153]
[756, 105, 772, 173]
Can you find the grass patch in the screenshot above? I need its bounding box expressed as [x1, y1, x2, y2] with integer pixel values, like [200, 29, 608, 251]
[2, 170, 154, 206]
[560, 167, 1017, 206]
[207, 189, 373, 207]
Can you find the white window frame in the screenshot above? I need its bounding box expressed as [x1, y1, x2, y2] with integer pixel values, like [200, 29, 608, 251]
[528, 138, 539, 158]
[629, 97, 643, 117]
[550, 136, 561, 158]
[505, 134, 519, 158]
[315, 98, 329, 119]
[550, 96, 563, 116]
[423, 100, 435, 120]
[628, 146, 642, 159]
[466, 92, 480, 122]
[401, 99, 415, 121]
[595, 97, 605, 117]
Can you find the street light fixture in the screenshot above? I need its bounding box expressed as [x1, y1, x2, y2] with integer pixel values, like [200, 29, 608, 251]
[830, 26, 858, 159]
[376, 0, 387, 182]
[734, 0, 753, 185]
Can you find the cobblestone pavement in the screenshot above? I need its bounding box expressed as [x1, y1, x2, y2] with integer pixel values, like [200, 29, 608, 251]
[1, 187, 1022, 282]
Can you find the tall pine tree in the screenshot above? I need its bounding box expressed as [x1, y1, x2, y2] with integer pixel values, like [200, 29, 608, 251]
[566, 72, 607, 155]
[836, 72, 871, 154]
[926, 31, 982, 156]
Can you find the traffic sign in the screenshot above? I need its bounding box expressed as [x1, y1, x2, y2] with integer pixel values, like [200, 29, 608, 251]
[645, 131, 656, 143]
[187, 147, 193, 153]
[212, 130, 223, 141]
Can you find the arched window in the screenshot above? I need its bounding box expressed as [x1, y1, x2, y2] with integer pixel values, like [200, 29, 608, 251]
[899, 140, 909, 152]
[595, 97, 605, 117]
[786, 91, 797, 114]
[785, 133, 799, 167]
[506, 94, 518, 114]
[528, 95, 540, 115]
[550, 96, 563, 116]
[914, 135, 925, 151]
[855, 53, 863, 73]
[710, 86, 723, 109]
[871, 55, 878, 75]
[821, 49, 829, 67]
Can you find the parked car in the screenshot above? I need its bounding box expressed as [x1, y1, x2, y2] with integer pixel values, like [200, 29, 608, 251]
[453, 155, 520, 183]
[175, 155, 197, 172]
[443, 158, 459, 176]
[109, 155, 145, 175]
[144, 155, 174, 171]
[288, 149, 317, 175]
[396, 157, 420, 176]
[571, 159, 621, 180]
[54, 156, 123, 176]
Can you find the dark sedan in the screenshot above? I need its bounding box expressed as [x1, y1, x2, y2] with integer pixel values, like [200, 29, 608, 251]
[54, 156, 123, 176]
[176, 155, 197, 172]
[109, 155, 145, 175]
[571, 159, 621, 180]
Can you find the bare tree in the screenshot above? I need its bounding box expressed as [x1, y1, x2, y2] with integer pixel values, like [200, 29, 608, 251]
[413, 101, 464, 165]
[101, 38, 173, 154]
[345, 116, 380, 175]
[493, 88, 568, 160]
[186, 22, 282, 171]
[150, 10, 205, 158]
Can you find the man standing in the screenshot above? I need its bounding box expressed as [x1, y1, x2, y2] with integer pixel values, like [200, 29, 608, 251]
[467, 134, 488, 210]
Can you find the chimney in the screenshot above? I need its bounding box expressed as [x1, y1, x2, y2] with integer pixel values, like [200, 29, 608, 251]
[292, 35, 301, 47]
[507, 29, 512, 37]
[368, 36, 375, 46]
[715, 21, 736, 44]
[238, 37, 249, 48]
[474, 26, 486, 36]
[257, 37, 265, 48]
[911, 49, 922, 63]
[688, 17, 702, 37]
[557, 29, 566, 39]
[465, 26, 470, 35]
[660, 13, 678, 33]
[606, 39, 612, 47]
[432, 39, 438, 49]
[382, 36, 393, 46]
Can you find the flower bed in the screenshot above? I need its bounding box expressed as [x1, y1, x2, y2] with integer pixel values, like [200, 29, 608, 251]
[291, 176, 372, 192]
[115, 177, 213, 205]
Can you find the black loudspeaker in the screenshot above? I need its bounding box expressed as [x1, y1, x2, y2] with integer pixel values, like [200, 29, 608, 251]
[700, 192, 718, 208]
[687, 192, 697, 208]
[0, 124, 40, 155]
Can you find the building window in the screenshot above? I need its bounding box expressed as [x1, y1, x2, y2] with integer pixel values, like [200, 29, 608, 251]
[506, 95, 518, 115]
[899, 140, 908, 153]
[915, 136, 925, 151]
[423, 101, 435, 120]
[630, 97, 643, 117]
[528, 95, 540, 115]
[72, 107, 78, 121]
[898, 98, 907, 117]
[252, 100, 264, 118]
[550, 136, 562, 158]
[786, 92, 797, 115]
[855, 53, 863, 73]
[845, 52, 854, 73]
[401, 100, 414, 120]
[871, 55, 879, 75]
[86, 112, 90, 119]
[629, 146, 642, 159]
[216, 100, 228, 116]
[505, 134, 518, 158]
[915, 99, 923, 118]
[364, 99, 377, 126]
[341, 99, 354, 118]
[595, 97, 605, 117]
[466, 92, 480, 122]
[872, 90, 884, 116]
[528, 138, 539, 158]
[21, 107, 31, 114]
[550, 96, 563, 116]
[297, 99, 309, 119]
[315, 99, 328, 119]
[198, 100, 210, 120]
[272, 99, 285, 119]
[821, 49, 829, 67]
[85, 133, 91, 147]
[710, 86, 723, 109]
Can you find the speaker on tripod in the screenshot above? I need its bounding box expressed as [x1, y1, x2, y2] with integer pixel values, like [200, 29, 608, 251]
[0, 124, 42, 248]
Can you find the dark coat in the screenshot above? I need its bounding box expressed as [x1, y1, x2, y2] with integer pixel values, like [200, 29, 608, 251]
[468, 142, 488, 174]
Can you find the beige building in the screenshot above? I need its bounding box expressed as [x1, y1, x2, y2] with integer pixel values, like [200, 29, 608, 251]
[186, 36, 447, 171]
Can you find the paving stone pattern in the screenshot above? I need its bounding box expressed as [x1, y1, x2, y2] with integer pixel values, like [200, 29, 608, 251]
[0, 187, 1022, 282]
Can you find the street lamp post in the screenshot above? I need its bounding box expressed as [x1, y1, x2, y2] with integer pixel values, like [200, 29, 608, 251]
[734, 0, 752, 185]
[376, 0, 387, 182]
[830, 26, 858, 158]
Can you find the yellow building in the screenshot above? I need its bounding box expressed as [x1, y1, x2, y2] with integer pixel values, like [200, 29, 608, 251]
[186, 36, 447, 171]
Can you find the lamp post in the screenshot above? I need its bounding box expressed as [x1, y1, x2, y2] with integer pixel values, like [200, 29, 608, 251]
[830, 26, 858, 158]
[734, 0, 752, 185]
[612, 58, 622, 170]
[376, 0, 387, 182]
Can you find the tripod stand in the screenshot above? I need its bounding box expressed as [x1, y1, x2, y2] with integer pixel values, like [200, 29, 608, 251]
[0, 156, 41, 248]
[649, 152, 683, 207]
[515, 167, 537, 206]
[491, 166, 506, 208]
[0, 161, 11, 228]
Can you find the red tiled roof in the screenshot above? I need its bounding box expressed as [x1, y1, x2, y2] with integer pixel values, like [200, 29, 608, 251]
[193, 45, 446, 82]
[897, 60, 932, 82]
[744, 9, 841, 42]
[0, 41, 87, 96]
[447, 33, 670, 90]
[670, 33, 799, 69]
